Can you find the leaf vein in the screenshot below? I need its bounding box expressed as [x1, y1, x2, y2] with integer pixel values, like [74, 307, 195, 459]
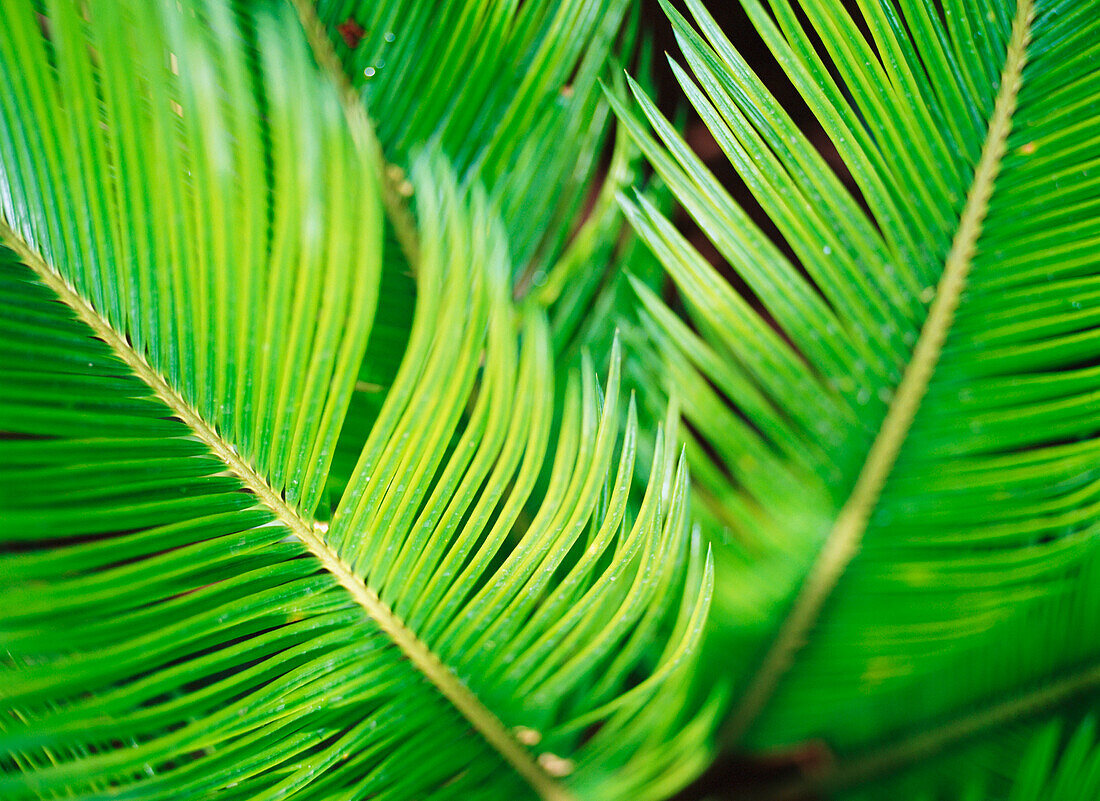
[725, 0, 1037, 744]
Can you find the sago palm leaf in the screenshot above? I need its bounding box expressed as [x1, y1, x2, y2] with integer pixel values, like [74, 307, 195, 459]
[306, 0, 685, 482]
[613, 0, 1100, 789]
[305, 0, 670, 429]
[312, 0, 647, 301]
[0, 1, 715, 799]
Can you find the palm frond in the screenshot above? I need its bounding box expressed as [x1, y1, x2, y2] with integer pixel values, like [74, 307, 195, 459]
[305, 0, 672, 445]
[0, 1, 714, 799]
[312, 0, 645, 293]
[614, 0, 1100, 769]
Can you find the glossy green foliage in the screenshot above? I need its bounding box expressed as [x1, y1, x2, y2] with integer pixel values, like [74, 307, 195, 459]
[0, 1, 714, 799]
[614, 0, 1100, 780]
[5, 0, 1099, 796]
[315, 0, 642, 292]
[312, 0, 670, 421]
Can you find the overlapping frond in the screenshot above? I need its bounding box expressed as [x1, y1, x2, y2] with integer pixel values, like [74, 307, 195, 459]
[313, 0, 643, 294]
[614, 0, 1100, 767]
[1, 0, 380, 519]
[307, 0, 672, 438]
[0, 1, 714, 798]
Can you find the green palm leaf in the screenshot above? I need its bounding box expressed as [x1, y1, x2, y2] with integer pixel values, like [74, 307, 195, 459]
[313, 0, 644, 296]
[0, 1, 713, 799]
[310, 0, 682, 381]
[613, 0, 1100, 783]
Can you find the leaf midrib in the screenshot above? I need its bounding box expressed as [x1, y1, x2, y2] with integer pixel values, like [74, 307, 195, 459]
[1, 223, 571, 801]
[725, 0, 1037, 744]
[287, 0, 420, 270]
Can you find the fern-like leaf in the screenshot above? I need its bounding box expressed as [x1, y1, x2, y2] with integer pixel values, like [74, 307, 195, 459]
[0, 2, 714, 799]
[615, 0, 1100, 783]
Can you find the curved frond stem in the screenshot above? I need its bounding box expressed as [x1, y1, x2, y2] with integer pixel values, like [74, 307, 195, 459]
[289, 0, 421, 269]
[724, 0, 1036, 745]
[755, 659, 1100, 801]
[0, 221, 572, 801]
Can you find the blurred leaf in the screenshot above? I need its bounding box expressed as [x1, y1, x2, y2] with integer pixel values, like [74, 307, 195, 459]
[616, 0, 1100, 791]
